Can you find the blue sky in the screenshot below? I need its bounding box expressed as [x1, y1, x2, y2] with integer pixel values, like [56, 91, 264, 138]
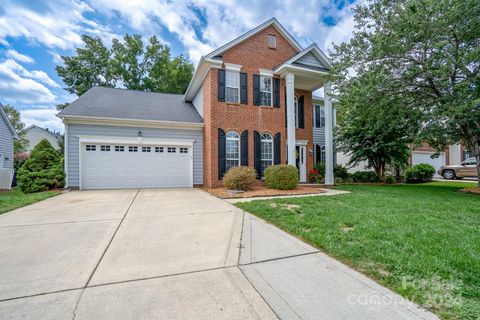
[0, 0, 358, 132]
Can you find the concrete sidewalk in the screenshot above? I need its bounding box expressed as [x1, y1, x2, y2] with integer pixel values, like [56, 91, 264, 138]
[238, 213, 439, 320]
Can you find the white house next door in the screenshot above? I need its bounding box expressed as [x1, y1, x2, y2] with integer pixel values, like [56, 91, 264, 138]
[81, 143, 193, 189]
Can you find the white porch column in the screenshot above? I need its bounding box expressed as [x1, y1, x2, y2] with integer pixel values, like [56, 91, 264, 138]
[286, 72, 296, 166]
[324, 81, 335, 185]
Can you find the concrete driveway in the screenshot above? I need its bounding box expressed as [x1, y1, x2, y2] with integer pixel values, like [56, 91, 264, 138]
[0, 189, 438, 320]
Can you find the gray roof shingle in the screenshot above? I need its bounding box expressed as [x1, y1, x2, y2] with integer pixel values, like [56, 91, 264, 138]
[58, 86, 203, 124]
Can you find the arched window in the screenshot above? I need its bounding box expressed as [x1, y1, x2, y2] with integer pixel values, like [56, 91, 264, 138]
[225, 131, 240, 172]
[260, 133, 273, 174]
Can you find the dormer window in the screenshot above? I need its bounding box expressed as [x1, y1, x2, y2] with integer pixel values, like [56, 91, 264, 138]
[267, 34, 277, 48]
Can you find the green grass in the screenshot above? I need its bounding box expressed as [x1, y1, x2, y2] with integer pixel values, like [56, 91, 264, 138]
[0, 188, 61, 215]
[235, 182, 480, 320]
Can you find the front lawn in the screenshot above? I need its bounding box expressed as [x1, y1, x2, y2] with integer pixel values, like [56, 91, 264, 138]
[0, 188, 61, 215]
[235, 182, 480, 320]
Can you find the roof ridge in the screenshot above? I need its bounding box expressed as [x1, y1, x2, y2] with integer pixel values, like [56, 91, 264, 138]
[92, 86, 185, 97]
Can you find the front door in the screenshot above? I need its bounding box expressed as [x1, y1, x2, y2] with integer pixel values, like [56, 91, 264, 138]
[296, 145, 307, 182]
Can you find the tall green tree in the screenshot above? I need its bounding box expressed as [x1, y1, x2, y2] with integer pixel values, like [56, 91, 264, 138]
[56, 35, 115, 96]
[333, 68, 420, 179]
[55, 34, 194, 104]
[2, 105, 28, 152]
[331, 0, 480, 186]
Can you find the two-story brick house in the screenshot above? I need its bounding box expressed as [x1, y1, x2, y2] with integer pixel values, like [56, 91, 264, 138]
[59, 18, 334, 190]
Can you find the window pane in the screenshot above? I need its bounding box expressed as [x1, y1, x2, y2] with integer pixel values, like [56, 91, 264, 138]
[260, 134, 273, 174]
[260, 76, 272, 106]
[226, 87, 239, 103]
[225, 131, 240, 172]
[226, 70, 239, 87]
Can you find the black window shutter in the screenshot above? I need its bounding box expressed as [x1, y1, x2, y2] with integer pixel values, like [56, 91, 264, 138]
[284, 93, 287, 127]
[241, 130, 248, 166]
[218, 69, 225, 102]
[253, 131, 261, 178]
[240, 72, 248, 104]
[298, 95, 305, 129]
[253, 75, 260, 106]
[218, 128, 226, 179]
[273, 78, 280, 108]
[274, 133, 281, 165]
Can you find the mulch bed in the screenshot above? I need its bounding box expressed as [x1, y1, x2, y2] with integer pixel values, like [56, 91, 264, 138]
[204, 185, 326, 199]
[459, 187, 480, 195]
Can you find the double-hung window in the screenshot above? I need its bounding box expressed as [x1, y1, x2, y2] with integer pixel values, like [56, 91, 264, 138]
[260, 133, 273, 174]
[225, 70, 240, 103]
[225, 131, 240, 172]
[314, 105, 325, 128]
[259, 76, 272, 106]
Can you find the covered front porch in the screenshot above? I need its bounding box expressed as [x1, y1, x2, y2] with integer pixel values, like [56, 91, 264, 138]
[275, 44, 335, 184]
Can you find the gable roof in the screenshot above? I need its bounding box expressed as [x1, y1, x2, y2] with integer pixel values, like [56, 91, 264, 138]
[274, 43, 332, 74]
[58, 86, 203, 124]
[205, 18, 303, 59]
[185, 18, 304, 102]
[24, 125, 61, 140]
[0, 104, 19, 139]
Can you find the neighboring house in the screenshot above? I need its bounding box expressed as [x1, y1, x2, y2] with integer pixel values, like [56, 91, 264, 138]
[24, 125, 61, 151]
[0, 104, 18, 189]
[58, 18, 335, 190]
[411, 143, 472, 177]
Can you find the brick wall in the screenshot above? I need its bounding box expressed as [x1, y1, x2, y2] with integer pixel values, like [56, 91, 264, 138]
[202, 25, 314, 188]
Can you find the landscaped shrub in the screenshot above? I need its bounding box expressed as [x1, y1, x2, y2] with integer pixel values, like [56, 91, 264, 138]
[308, 169, 323, 183]
[385, 176, 396, 184]
[313, 163, 349, 182]
[405, 163, 435, 183]
[17, 139, 65, 193]
[334, 165, 349, 181]
[351, 171, 380, 183]
[264, 165, 298, 190]
[314, 163, 326, 176]
[223, 166, 257, 191]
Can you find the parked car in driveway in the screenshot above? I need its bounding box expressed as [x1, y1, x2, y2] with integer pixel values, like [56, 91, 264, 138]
[438, 157, 478, 179]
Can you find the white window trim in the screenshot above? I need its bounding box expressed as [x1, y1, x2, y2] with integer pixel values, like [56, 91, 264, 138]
[259, 75, 273, 107]
[260, 133, 273, 172]
[226, 131, 240, 170]
[224, 63, 242, 71]
[259, 69, 274, 76]
[225, 70, 240, 103]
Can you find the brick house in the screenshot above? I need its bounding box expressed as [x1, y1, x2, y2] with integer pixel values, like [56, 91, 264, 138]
[59, 18, 334, 190]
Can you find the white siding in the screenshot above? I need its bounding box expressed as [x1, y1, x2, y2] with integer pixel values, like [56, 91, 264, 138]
[25, 127, 60, 151]
[296, 52, 326, 69]
[66, 124, 203, 188]
[192, 84, 204, 118]
[336, 152, 370, 173]
[0, 116, 14, 170]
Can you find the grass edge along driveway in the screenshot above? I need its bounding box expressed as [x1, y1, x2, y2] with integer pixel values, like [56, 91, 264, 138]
[235, 182, 480, 320]
[0, 188, 61, 215]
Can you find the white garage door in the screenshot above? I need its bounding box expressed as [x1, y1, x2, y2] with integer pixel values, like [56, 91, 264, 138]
[81, 143, 192, 189]
[412, 152, 445, 177]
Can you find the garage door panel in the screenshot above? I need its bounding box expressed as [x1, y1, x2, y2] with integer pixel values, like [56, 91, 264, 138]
[82, 144, 192, 189]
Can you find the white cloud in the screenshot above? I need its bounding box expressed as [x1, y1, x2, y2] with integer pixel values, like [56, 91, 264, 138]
[0, 59, 57, 104]
[88, 0, 358, 64]
[0, 0, 116, 51]
[20, 106, 64, 133]
[6, 49, 34, 63]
